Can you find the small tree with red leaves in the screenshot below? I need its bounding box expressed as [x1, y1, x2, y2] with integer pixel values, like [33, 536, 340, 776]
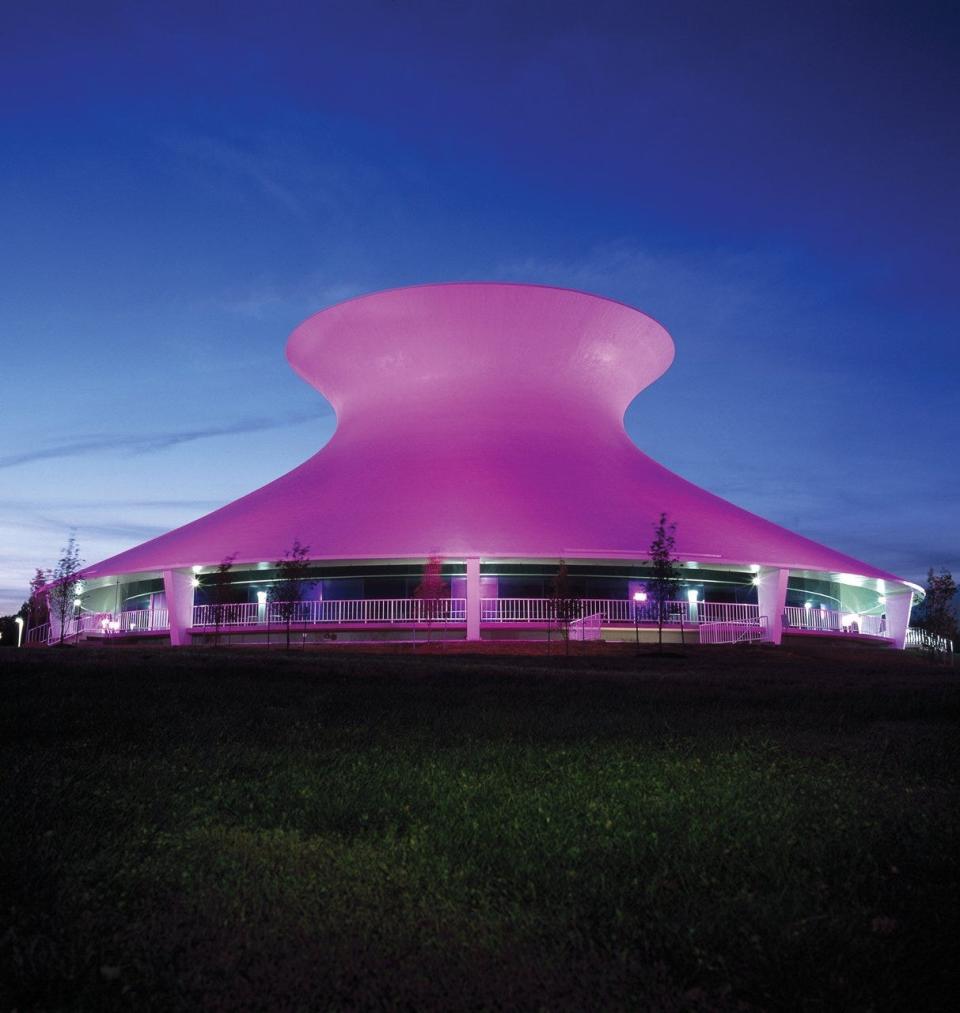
[414, 554, 448, 649]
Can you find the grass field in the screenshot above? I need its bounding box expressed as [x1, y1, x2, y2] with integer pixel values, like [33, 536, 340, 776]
[1, 644, 957, 1010]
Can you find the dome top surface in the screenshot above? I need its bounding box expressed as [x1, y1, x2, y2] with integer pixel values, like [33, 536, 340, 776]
[85, 283, 905, 588]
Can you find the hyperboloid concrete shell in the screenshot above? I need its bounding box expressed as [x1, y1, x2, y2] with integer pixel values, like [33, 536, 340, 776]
[75, 283, 915, 646]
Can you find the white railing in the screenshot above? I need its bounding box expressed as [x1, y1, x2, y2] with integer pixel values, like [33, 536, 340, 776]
[783, 606, 890, 639]
[191, 598, 468, 627]
[849, 614, 886, 637]
[25, 623, 51, 645]
[111, 608, 169, 633]
[22, 597, 911, 647]
[74, 608, 170, 635]
[699, 617, 769, 645]
[568, 612, 603, 641]
[35, 612, 106, 643]
[38, 609, 172, 642]
[480, 598, 761, 625]
[906, 627, 953, 654]
[481, 598, 555, 622]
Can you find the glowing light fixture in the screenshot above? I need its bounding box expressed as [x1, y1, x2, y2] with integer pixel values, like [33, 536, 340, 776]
[14, 616, 23, 647]
[257, 591, 268, 605]
[632, 590, 646, 649]
[191, 565, 202, 573]
[804, 601, 813, 610]
[687, 589, 699, 603]
[878, 595, 886, 605]
[191, 577, 200, 588]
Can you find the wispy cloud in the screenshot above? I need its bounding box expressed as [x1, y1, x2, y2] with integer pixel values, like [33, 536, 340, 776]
[492, 241, 791, 334]
[162, 134, 306, 216]
[0, 411, 330, 470]
[0, 497, 222, 512]
[213, 275, 368, 320]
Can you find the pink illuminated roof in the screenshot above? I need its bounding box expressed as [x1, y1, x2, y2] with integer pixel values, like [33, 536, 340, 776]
[85, 282, 906, 585]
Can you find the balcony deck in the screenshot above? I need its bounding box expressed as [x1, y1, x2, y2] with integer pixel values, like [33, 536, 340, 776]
[24, 598, 904, 648]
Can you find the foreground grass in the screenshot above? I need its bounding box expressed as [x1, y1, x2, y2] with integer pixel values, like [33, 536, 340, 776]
[1, 646, 958, 1010]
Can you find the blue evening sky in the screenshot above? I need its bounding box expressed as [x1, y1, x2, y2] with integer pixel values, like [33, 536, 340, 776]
[2, 0, 958, 613]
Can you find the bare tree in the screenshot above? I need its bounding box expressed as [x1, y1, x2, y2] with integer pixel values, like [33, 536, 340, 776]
[914, 568, 958, 654]
[205, 554, 237, 647]
[413, 554, 448, 649]
[26, 568, 49, 635]
[550, 559, 582, 656]
[269, 540, 311, 650]
[48, 534, 84, 646]
[647, 513, 680, 653]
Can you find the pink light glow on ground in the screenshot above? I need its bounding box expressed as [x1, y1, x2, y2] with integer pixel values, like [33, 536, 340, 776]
[84, 283, 906, 585]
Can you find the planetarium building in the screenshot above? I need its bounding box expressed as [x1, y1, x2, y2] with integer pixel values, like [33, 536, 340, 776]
[47, 283, 918, 648]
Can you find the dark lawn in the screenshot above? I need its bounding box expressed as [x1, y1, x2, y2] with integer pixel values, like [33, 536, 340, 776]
[0, 644, 957, 1011]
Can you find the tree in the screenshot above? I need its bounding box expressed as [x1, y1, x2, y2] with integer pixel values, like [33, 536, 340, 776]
[413, 554, 448, 649]
[48, 534, 84, 646]
[914, 568, 958, 653]
[647, 513, 680, 653]
[205, 554, 237, 647]
[550, 559, 582, 656]
[26, 568, 49, 633]
[269, 540, 311, 650]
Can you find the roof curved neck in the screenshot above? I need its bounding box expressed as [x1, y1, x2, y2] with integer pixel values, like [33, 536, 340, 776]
[286, 282, 676, 428]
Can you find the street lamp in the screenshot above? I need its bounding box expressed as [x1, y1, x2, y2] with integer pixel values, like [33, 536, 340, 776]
[633, 591, 647, 649]
[73, 595, 82, 641]
[14, 616, 24, 647]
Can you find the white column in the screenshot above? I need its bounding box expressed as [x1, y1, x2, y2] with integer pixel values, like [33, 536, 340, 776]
[884, 591, 913, 650]
[757, 566, 789, 645]
[466, 556, 481, 641]
[163, 568, 195, 646]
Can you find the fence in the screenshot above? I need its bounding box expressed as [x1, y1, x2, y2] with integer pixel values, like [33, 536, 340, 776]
[480, 598, 760, 625]
[783, 606, 889, 639]
[27, 597, 906, 647]
[191, 598, 468, 627]
[568, 612, 604, 641]
[25, 623, 51, 645]
[906, 627, 954, 654]
[699, 617, 769, 645]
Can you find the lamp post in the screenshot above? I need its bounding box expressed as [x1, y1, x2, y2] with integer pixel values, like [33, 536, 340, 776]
[73, 595, 82, 642]
[633, 590, 647, 649]
[14, 616, 24, 647]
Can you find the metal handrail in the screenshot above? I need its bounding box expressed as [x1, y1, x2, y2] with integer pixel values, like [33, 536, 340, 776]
[191, 598, 468, 627]
[906, 627, 953, 654]
[699, 617, 769, 645]
[569, 612, 604, 641]
[783, 606, 889, 639]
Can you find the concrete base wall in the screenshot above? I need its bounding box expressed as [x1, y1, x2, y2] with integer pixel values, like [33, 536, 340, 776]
[190, 627, 469, 646]
[781, 632, 895, 654]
